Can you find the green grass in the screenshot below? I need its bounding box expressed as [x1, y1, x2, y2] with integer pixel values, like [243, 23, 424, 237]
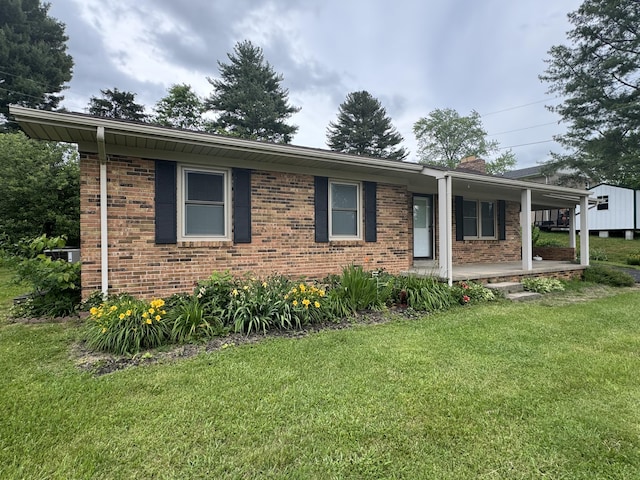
[538, 231, 640, 265]
[0, 264, 27, 322]
[1, 277, 640, 478]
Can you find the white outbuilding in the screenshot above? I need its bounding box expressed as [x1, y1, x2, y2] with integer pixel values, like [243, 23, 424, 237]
[576, 184, 640, 239]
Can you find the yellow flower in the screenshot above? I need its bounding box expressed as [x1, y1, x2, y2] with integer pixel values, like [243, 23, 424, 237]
[292, 300, 298, 306]
[149, 308, 155, 314]
[284, 294, 289, 300]
[90, 307, 98, 315]
[243, 285, 249, 290]
[119, 313, 125, 320]
[292, 288, 297, 294]
[161, 310, 166, 315]
[299, 284, 306, 293]
[110, 305, 117, 311]
[302, 299, 311, 307]
[262, 282, 267, 288]
[155, 315, 161, 321]
[145, 318, 152, 324]
[314, 301, 320, 308]
[142, 312, 149, 318]
[232, 289, 238, 296]
[125, 309, 132, 316]
[319, 290, 326, 297]
[101, 327, 107, 333]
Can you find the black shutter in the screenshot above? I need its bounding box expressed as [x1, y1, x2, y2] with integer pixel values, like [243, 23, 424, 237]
[155, 160, 177, 244]
[498, 200, 506, 240]
[455, 195, 464, 241]
[363, 181, 377, 242]
[314, 176, 329, 243]
[233, 168, 251, 243]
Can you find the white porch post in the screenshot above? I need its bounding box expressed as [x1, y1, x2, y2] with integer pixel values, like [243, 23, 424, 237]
[569, 207, 576, 249]
[579, 196, 590, 266]
[437, 176, 453, 285]
[97, 126, 109, 297]
[521, 189, 533, 271]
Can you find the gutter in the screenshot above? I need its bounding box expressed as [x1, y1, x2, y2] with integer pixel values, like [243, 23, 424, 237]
[96, 126, 108, 297]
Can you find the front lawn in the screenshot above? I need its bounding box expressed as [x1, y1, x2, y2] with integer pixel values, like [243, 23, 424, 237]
[539, 230, 640, 265]
[1, 283, 639, 478]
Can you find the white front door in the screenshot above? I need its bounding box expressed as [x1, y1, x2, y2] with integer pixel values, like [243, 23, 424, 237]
[413, 196, 433, 258]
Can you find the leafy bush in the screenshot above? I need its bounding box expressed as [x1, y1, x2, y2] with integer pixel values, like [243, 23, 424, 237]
[451, 281, 496, 305]
[522, 277, 565, 293]
[285, 282, 330, 324]
[531, 225, 541, 247]
[326, 265, 382, 316]
[196, 270, 234, 319]
[228, 275, 294, 334]
[590, 248, 608, 261]
[168, 295, 226, 343]
[84, 297, 170, 354]
[393, 275, 455, 311]
[583, 265, 635, 287]
[626, 252, 640, 266]
[9, 235, 81, 317]
[535, 238, 565, 248]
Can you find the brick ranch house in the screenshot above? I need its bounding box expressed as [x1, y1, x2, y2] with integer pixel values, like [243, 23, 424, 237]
[11, 106, 592, 300]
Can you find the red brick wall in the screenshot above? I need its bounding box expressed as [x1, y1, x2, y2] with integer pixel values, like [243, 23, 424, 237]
[451, 201, 521, 265]
[532, 247, 576, 261]
[80, 154, 412, 299]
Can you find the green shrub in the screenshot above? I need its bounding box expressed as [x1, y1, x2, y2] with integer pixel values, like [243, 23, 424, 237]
[196, 270, 235, 319]
[626, 252, 640, 266]
[285, 282, 330, 324]
[583, 265, 635, 287]
[228, 275, 294, 334]
[535, 238, 564, 248]
[590, 248, 608, 261]
[393, 276, 455, 311]
[84, 296, 170, 354]
[531, 225, 541, 247]
[522, 277, 565, 293]
[326, 265, 382, 316]
[168, 295, 226, 343]
[451, 281, 496, 305]
[9, 235, 81, 317]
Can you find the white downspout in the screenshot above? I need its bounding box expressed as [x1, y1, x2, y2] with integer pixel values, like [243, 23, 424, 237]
[579, 195, 590, 266]
[437, 175, 453, 285]
[97, 126, 108, 296]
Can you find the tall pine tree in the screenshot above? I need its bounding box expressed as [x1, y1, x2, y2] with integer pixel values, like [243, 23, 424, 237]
[206, 40, 300, 143]
[0, 0, 73, 131]
[326, 91, 408, 160]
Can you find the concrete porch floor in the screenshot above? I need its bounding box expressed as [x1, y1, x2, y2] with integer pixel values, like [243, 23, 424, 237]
[407, 260, 585, 282]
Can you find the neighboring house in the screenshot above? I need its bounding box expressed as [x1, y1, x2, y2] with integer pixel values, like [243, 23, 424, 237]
[576, 184, 640, 240]
[10, 107, 592, 299]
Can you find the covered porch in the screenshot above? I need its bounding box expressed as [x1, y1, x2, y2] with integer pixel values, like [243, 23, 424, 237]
[408, 259, 586, 283]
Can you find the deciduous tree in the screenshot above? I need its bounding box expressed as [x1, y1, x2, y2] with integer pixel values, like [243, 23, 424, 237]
[0, 132, 79, 245]
[540, 0, 640, 188]
[153, 84, 206, 130]
[206, 40, 300, 143]
[0, 0, 73, 131]
[413, 108, 515, 174]
[326, 91, 408, 160]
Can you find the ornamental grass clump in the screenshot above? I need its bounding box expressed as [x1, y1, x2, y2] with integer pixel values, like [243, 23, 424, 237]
[326, 264, 382, 317]
[168, 295, 226, 343]
[84, 296, 170, 354]
[394, 275, 455, 311]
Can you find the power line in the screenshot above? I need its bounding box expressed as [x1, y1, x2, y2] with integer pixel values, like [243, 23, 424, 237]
[488, 121, 558, 136]
[480, 97, 558, 117]
[499, 139, 556, 150]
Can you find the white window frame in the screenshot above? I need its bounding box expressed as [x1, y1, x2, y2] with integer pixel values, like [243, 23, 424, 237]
[463, 199, 497, 240]
[329, 180, 362, 240]
[177, 165, 231, 241]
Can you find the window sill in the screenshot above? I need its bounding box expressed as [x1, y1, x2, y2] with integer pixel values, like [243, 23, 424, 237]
[178, 240, 233, 248]
[328, 239, 365, 247]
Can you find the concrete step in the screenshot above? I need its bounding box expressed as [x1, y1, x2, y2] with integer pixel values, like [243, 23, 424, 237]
[485, 282, 523, 294]
[506, 291, 542, 302]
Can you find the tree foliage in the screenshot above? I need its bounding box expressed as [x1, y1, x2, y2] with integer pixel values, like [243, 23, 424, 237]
[206, 40, 300, 143]
[413, 108, 516, 174]
[0, 0, 73, 131]
[0, 132, 79, 245]
[540, 0, 640, 189]
[326, 91, 408, 160]
[88, 88, 148, 121]
[153, 83, 206, 130]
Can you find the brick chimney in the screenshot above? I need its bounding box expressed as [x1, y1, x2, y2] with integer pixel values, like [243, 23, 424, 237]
[456, 155, 486, 174]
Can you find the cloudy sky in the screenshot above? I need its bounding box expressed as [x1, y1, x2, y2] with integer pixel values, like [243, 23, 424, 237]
[47, 0, 583, 168]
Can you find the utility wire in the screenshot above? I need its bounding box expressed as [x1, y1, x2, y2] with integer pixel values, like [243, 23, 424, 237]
[488, 121, 559, 136]
[480, 97, 558, 117]
[499, 139, 556, 150]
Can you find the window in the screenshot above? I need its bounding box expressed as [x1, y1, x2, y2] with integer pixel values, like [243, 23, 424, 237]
[462, 199, 496, 239]
[179, 167, 230, 240]
[330, 181, 361, 239]
[596, 195, 609, 210]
